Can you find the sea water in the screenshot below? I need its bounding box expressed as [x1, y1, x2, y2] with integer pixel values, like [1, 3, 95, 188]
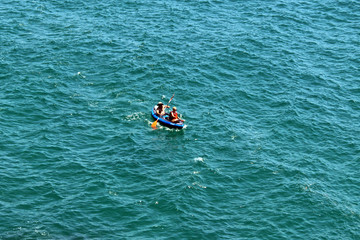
[0, 0, 359, 239]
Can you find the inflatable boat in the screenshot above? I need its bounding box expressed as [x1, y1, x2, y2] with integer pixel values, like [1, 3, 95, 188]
[151, 106, 184, 129]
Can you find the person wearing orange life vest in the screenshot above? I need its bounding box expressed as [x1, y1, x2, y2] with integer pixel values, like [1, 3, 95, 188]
[169, 107, 185, 123]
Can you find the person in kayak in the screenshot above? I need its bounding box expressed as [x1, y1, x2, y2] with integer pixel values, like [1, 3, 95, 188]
[169, 107, 185, 123]
[155, 102, 169, 116]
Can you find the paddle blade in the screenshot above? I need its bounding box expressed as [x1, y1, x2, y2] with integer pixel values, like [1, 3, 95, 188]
[151, 119, 158, 129]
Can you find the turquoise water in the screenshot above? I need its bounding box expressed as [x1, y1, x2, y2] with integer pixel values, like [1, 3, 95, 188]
[1, 0, 359, 239]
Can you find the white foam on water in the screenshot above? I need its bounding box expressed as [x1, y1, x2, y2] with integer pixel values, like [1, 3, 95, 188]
[194, 157, 204, 162]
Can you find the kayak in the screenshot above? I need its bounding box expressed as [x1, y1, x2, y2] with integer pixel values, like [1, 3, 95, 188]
[151, 106, 185, 129]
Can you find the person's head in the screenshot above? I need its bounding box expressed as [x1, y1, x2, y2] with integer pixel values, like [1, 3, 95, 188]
[173, 107, 177, 111]
[158, 102, 163, 106]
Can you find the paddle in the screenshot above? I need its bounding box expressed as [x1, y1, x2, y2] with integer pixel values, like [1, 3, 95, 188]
[151, 93, 175, 129]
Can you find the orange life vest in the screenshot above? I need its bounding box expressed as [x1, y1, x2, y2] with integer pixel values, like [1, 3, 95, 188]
[170, 111, 178, 120]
